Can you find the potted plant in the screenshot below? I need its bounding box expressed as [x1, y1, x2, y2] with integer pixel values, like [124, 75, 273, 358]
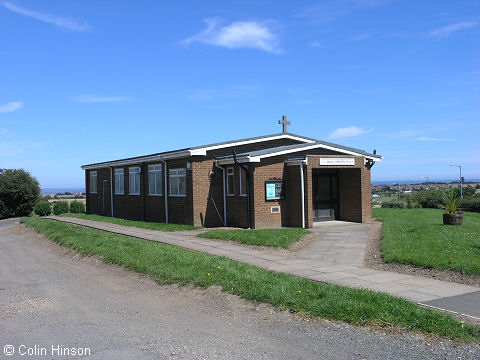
[441, 190, 463, 225]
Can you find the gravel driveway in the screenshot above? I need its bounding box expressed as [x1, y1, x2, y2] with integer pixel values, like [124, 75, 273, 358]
[0, 221, 478, 359]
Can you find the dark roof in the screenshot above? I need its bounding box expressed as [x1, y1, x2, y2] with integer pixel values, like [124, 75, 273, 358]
[81, 132, 317, 168]
[216, 140, 381, 160]
[188, 132, 318, 150]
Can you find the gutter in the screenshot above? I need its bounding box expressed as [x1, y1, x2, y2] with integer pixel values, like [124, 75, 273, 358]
[109, 167, 114, 217]
[299, 161, 305, 229]
[160, 160, 168, 223]
[232, 149, 252, 229]
[214, 162, 227, 227]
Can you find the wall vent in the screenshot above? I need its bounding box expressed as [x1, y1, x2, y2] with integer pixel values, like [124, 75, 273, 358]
[270, 206, 281, 214]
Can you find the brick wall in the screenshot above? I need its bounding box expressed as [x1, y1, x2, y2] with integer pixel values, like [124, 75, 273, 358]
[191, 137, 304, 228]
[85, 138, 374, 227]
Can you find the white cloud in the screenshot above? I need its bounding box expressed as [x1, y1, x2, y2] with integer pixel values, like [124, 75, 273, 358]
[414, 136, 457, 142]
[2, 2, 90, 31]
[329, 126, 373, 138]
[72, 95, 131, 103]
[182, 18, 281, 54]
[0, 101, 22, 114]
[427, 21, 477, 38]
[0, 128, 46, 156]
[310, 41, 324, 48]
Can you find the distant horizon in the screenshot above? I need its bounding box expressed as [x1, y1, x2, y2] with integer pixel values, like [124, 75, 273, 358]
[41, 178, 480, 193]
[2, 1, 478, 188]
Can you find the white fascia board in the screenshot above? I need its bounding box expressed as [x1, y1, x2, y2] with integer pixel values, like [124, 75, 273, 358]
[189, 134, 315, 156]
[251, 143, 382, 162]
[215, 156, 260, 166]
[81, 150, 191, 170]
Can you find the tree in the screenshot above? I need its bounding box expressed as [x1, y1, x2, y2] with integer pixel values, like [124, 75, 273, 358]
[0, 169, 40, 219]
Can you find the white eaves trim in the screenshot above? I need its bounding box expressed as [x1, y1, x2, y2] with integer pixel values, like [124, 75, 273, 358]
[81, 134, 314, 170]
[189, 134, 315, 156]
[217, 143, 382, 165]
[81, 150, 191, 170]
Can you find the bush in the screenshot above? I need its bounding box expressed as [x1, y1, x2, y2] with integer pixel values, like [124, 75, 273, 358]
[381, 200, 406, 208]
[34, 201, 52, 216]
[69, 200, 85, 213]
[53, 201, 70, 215]
[413, 189, 445, 209]
[460, 198, 480, 213]
[0, 169, 40, 219]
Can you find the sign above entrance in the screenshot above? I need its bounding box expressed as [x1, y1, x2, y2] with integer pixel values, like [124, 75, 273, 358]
[320, 158, 355, 166]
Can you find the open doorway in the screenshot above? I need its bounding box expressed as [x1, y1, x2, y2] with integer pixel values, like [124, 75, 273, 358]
[312, 170, 339, 221]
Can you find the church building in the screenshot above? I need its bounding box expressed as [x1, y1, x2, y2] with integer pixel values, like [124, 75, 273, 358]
[82, 117, 382, 228]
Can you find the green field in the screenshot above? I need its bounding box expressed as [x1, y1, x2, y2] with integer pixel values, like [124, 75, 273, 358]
[61, 213, 200, 232]
[372, 208, 480, 276]
[21, 217, 480, 342]
[198, 228, 309, 248]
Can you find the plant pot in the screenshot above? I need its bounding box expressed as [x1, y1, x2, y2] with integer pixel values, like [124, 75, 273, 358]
[443, 213, 463, 225]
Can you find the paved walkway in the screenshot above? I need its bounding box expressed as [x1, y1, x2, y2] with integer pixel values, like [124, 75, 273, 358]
[45, 216, 480, 318]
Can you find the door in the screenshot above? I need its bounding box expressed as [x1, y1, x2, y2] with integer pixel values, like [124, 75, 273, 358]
[102, 180, 108, 215]
[313, 171, 339, 221]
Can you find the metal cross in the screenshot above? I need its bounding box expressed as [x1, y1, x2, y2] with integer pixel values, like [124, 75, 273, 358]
[278, 115, 291, 133]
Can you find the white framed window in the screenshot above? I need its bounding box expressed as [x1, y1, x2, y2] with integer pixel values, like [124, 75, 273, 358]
[129, 167, 141, 195]
[89, 171, 97, 193]
[148, 164, 163, 196]
[115, 168, 124, 194]
[169, 168, 186, 196]
[239, 168, 247, 196]
[226, 167, 234, 196]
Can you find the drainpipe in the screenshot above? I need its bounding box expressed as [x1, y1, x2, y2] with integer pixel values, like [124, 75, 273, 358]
[232, 150, 251, 229]
[160, 160, 168, 223]
[299, 160, 305, 229]
[214, 162, 227, 227]
[109, 167, 114, 217]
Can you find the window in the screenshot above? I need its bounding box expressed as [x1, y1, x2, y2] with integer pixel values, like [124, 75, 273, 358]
[129, 167, 141, 195]
[115, 168, 124, 194]
[89, 171, 97, 193]
[226, 167, 234, 196]
[239, 168, 247, 196]
[148, 164, 163, 196]
[169, 168, 186, 196]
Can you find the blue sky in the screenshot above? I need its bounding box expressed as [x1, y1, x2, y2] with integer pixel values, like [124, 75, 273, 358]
[1, 0, 479, 188]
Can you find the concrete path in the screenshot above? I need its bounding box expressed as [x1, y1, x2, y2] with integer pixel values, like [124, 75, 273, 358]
[4, 220, 478, 359]
[45, 216, 480, 318]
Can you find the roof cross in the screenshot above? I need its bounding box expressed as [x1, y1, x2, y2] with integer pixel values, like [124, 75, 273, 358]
[278, 115, 291, 133]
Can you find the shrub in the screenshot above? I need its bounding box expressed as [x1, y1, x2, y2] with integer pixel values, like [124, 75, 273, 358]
[460, 198, 480, 213]
[53, 201, 70, 215]
[0, 169, 40, 219]
[34, 201, 52, 216]
[412, 189, 445, 209]
[69, 200, 85, 213]
[381, 200, 406, 208]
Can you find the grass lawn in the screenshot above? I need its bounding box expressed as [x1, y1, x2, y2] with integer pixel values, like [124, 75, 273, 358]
[198, 228, 309, 248]
[373, 208, 480, 276]
[21, 217, 480, 342]
[60, 213, 200, 232]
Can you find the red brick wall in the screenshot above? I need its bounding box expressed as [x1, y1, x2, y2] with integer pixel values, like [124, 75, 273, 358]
[306, 155, 371, 224]
[191, 137, 304, 228]
[85, 138, 374, 227]
[86, 168, 111, 216]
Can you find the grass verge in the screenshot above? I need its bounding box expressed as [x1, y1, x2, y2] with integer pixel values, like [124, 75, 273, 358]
[198, 228, 309, 248]
[60, 213, 200, 232]
[373, 208, 480, 276]
[21, 217, 480, 342]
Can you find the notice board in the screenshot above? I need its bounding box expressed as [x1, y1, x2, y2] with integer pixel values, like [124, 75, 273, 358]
[265, 180, 284, 201]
